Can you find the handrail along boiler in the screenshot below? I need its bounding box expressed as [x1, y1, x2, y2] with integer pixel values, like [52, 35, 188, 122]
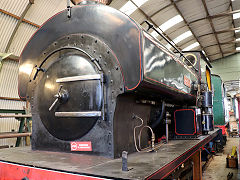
[18, 0, 214, 158]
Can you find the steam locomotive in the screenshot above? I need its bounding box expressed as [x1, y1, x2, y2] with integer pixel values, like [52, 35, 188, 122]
[18, 0, 214, 158]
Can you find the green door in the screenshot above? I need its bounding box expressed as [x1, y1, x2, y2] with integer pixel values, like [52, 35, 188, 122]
[212, 75, 225, 125]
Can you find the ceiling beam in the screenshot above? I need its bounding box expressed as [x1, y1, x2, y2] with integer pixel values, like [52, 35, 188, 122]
[221, 39, 239, 45]
[130, 0, 180, 50]
[204, 44, 222, 49]
[0, 8, 40, 28]
[6, 55, 19, 62]
[197, 26, 239, 39]
[141, 1, 240, 27]
[204, 40, 238, 49]
[188, 9, 240, 25]
[140, 0, 184, 26]
[208, 50, 239, 57]
[0, 54, 20, 62]
[149, 0, 184, 18]
[201, 0, 223, 58]
[154, 21, 240, 40]
[145, 19, 239, 41]
[229, 0, 236, 52]
[5, 0, 34, 53]
[207, 52, 221, 57]
[170, 0, 206, 55]
[210, 8, 240, 18]
[216, 26, 240, 34]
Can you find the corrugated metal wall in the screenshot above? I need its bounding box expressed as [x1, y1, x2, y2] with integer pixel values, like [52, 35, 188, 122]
[0, 0, 69, 147]
[1, 0, 29, 16]
[0, 60, 26, 147]
[8, 23, 37, 57]
[0, 0, 29, 53]
[1, 0, 67, 56]
[0, 14, 18, 53]
[24, 0, 67, 25]
[0, 60, 19, 98]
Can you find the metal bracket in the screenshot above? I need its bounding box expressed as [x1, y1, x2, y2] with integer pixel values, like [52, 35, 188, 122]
[55, 111, 101, 117]
[91, 58, 102, 71]
[33, 67, 45, 80]
[67, 0, 71, 18]
[32, 46, 93, 81]
[56, 74, 102, 83]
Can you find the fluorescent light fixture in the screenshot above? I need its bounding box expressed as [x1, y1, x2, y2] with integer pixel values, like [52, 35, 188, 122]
[235, 29, 240, 33]
[173, 31, 192, 44]
[119, 1, 137, 16]
[236, 38, 240, 41]
[236, 47, 240, 51]
[151, 30, 159, 38]
[159, 15, 183, 32]
[183, 42, 200, 51]
[0, 52, 12, 60]
[233, 12, 240, 19]
[132, 0, 149, 7]
[165, 44, 171, 50]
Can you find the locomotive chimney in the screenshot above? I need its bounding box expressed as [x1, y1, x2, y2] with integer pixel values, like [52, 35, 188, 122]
[71, 0, 112, 5]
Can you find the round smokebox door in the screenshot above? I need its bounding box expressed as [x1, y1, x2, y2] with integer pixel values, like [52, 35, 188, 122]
[37, 54, 102, 141]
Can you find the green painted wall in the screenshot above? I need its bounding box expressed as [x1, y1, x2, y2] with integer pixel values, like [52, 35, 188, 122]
[211, 53, 240, 82]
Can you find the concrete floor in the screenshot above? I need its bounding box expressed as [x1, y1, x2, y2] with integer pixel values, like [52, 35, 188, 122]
[202, 137, 239, 180]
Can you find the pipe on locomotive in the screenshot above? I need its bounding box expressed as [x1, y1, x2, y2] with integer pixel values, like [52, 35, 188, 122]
[133, 114, 155, 152]
[145, 21, 198, 73]
[151, 101, 166, 129]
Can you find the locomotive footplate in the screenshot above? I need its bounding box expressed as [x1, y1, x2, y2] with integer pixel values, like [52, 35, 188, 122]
[0, 129, 220, 179]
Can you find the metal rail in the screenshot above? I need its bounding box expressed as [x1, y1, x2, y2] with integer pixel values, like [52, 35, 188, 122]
[0, 115, 32, 118]
[55, 111, 101, 117]
[145, 20, 198, 72]
[56, 74, 102, 83]
[0, 133, 31, 139]
[33, 46, 95, 80]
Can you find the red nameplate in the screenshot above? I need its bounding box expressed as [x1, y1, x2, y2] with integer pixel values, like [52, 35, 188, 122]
[71, 141, 92, 151]
[184, 75, 191, 88]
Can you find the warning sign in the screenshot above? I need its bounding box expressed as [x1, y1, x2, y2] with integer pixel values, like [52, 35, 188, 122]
[71, 141, 92, 151]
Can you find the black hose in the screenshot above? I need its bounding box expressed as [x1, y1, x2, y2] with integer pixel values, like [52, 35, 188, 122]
[151, 101, 165, 129]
